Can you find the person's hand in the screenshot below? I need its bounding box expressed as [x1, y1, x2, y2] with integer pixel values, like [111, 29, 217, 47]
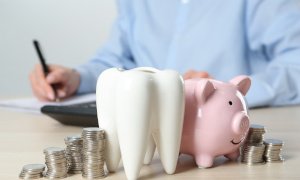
[29, 64, 80, 101]
[183, 69, 212, 80]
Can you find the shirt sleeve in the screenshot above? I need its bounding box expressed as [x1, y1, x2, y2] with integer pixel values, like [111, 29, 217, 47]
[75, 0, 136, 94]
[245, 0, 300, 107]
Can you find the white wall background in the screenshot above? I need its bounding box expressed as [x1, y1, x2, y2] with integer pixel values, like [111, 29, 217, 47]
[0, 0, 116, 97]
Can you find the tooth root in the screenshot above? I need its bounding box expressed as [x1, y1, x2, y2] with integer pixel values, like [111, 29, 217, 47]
[103, 131, 121, 172]
[96, 68, 121, 172]
[154, 71, 185, 174]
[144, 135, 156, 165]
[116, 72, 154, 180]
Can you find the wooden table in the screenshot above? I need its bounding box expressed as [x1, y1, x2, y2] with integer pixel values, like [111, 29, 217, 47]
[0, 106, 299, 179]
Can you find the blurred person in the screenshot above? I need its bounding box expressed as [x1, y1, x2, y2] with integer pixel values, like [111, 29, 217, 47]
[30, 0, 300, 108]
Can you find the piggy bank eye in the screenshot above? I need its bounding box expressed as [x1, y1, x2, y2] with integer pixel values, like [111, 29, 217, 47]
[228, 101, 233, 106]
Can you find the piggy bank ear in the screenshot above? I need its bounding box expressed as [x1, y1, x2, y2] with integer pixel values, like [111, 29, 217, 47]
[195, 80, 216, 105]
[230, 75, 251, 96]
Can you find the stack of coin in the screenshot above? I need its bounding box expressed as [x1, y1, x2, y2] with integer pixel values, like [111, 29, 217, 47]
[240, 124, 266, 165]
[245, 124, 266, 145]
[241, 144, 266, 165]
[65, 135, 83, 174]
[19, 164, 45, 179]
[82, 127, 106, 179]
[44, 147, 68, 179]
[263, 139, 284, 162]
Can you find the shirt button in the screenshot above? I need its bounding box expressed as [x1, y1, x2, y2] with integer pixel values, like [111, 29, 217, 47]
[181, 0, 189, 4]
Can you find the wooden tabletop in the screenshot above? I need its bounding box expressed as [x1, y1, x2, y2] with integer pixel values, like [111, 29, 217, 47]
[0, 106, 299, 179]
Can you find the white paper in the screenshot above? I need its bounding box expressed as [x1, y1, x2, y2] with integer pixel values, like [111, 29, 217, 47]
[0, 93, 96, 113]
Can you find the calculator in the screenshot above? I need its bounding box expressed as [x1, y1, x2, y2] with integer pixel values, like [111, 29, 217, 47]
[41, 101, 98, 127]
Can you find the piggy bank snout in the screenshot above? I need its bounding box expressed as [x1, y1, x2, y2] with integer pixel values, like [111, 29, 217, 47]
[232, 112, 249, 135]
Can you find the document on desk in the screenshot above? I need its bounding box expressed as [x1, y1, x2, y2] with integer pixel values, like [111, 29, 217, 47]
[0, 93, 96, 113]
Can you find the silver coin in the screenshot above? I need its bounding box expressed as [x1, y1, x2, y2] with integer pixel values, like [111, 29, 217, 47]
[83, 127, 104, 132]
[44, 147, 65, 154]
[250, 124, 265, 129]
[264, 139, 283, 145]
[66, 134, 81, 139]
[22, 164, 45, 172]
[19, 164, 45, 179]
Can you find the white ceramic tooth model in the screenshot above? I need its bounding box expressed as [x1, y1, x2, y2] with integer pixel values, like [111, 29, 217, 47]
[96, 67, 185, 180]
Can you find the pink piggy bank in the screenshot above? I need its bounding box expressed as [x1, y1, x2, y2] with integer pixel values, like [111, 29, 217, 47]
[180, 75, 251, 168]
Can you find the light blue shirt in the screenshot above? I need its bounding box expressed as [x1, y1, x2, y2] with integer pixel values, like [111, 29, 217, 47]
[76, 0, 300, 108]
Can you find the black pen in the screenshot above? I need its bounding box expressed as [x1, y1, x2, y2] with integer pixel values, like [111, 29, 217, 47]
[33, 40, 59, 101]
